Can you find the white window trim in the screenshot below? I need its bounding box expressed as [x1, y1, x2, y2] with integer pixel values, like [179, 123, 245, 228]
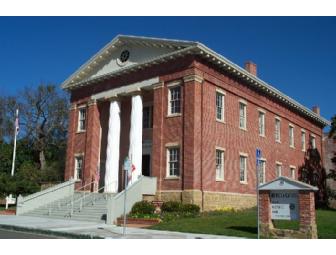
[239, 153, 248, 184]
[216, 148, 225, 181]
[239, 100, 247, 131]
[310, 134, 317, 149]
[216, 89, 226, 123]
[258, 110, 266, 137]
[167, 85, 182, 117]
[166, 145, 180, 179]
[77, 105, 87, 132]
[74, 153, 84, 180]
[259, 158, 266, 184]
[275, 117, 281, 143]
[276, 162, 282, 177]
[289, 124, 295, 148]
[301, 129, 306, 152]
[290, 165, 296, 179]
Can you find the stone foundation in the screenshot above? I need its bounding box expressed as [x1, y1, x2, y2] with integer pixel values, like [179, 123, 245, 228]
[156, 190, 256, 211]
[261, 223, 318, 239]
[203, 191, 256, 211]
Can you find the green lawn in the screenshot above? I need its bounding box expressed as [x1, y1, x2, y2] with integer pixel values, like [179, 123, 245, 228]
[149, 207, 336, 239]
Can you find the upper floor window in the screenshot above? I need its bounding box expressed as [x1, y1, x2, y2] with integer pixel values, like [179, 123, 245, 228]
[143, 106, 153, 129]
[310, 134, 316, 149]
[216, 149, 225, 181]
[168, 86, 181, 115]
[275, 118, 281, 142]
[258, 111, 265, 137]
[289, 125, 295, 148]
[290, 166, 296, 179]
[78, 107, 86, 132]
[74, 155, 83, 180]
[239, 155, 247, 183]
[167, 147, 180, 177]
[301, 130, 306, 151]
[239, 101, 247, 130]
[216, 91, 225, 122]
[276, 163, 282, 177]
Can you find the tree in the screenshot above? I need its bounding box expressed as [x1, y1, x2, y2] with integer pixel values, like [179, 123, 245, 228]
[18, 84, 69, 170]
[299, 141, 327, 208]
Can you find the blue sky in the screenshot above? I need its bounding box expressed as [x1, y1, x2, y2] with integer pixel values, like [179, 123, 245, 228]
[0, 17, 335, 124]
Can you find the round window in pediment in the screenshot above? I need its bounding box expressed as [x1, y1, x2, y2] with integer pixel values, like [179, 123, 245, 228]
[120, 50, 130, 63]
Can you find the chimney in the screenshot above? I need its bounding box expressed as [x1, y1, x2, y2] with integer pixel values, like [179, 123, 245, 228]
[245, 61, 257, 76]
[312, 106, 320, 116]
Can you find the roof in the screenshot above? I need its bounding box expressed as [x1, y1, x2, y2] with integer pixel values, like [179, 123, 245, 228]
[259, 176, 318, 191]
[61, 35, 330, 127]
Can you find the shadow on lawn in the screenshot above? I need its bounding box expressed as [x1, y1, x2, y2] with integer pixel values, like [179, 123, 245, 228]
[227, 226, 257, 234]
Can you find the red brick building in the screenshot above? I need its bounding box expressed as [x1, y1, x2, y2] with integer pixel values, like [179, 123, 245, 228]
[62, 35, 329, 210]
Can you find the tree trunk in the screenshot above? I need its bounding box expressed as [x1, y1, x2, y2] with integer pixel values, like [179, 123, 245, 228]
[39, 150, 46, 170]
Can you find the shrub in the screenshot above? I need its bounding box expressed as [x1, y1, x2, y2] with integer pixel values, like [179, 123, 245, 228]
[130, 201, 155, 215]
[161, 201, 182, 212]
[181, 204, 200, 214]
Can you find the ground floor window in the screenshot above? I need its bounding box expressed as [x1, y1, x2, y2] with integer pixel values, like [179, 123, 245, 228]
[74, 155, 83, 180]
[258, 159, 266, 184]
[216, 149, 224, 181]
[167, 147, 180, 177]
[239, 155, 247, 183]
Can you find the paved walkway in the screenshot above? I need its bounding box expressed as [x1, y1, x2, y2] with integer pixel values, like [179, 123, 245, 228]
[0, 215, 242, 239]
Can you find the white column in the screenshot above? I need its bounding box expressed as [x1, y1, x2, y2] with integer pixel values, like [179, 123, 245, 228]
[128, 94, 143, 184]
[104, 99, 121, 193]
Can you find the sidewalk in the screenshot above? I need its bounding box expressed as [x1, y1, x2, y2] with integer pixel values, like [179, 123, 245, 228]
[0, 215, 243, 239]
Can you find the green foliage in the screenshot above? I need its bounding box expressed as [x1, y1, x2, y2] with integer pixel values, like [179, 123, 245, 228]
[161, 201, 200, 214]
[161, 201, 182, 212]
[130, 201, 155, 215]
[127, 213, 160, 219]
[181, 204, 200, 214]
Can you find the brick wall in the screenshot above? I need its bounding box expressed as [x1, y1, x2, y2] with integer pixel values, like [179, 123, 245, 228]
[64, 55, 324, 204]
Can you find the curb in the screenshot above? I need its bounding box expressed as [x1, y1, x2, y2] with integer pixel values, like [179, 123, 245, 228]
[0, 224, 103, 239]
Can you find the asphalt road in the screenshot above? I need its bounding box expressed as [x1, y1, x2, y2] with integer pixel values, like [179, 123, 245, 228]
[0, 229, 62, 239]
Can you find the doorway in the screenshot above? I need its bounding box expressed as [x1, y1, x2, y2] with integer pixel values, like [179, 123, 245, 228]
[142, 154, 151, 176]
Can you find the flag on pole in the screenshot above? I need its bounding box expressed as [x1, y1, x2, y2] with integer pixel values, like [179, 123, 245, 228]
[15, 109, 19, 135]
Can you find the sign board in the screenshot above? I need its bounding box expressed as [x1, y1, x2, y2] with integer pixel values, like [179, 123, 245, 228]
[256, 148, 261, 166]
[270, 190, 299, 220]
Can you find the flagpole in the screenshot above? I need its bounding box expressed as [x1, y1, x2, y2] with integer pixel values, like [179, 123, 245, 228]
[10, 109, 19, 177]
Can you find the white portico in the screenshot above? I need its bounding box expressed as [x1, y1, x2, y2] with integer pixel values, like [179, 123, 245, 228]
[91, 77, 159, 193]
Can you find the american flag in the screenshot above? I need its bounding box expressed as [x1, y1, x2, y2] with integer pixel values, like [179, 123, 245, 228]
[15, 109, 19, 135]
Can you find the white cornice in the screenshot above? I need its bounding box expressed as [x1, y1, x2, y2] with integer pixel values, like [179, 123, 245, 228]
[61, 35, 330, 127]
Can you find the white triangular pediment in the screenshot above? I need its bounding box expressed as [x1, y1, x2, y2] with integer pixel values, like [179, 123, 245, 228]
[259, 176, 318, 191]
[62, 35, 197, 89]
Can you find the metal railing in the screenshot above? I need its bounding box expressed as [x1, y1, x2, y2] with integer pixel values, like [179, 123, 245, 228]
[68, 181, 117, 218]
[47, 180, 97, 216]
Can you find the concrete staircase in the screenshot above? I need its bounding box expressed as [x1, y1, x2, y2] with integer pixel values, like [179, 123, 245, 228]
[22, 192, 111, 223]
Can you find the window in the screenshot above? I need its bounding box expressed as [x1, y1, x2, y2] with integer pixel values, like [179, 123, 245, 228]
[240, 155, 247, 183]
[258, 111, 265, 136]
[239, 101, 247, 129]
[275, 118, 281, 142]
[216, 149, 225, 180]
[258, 159, 266, 184]
[216, 91, 225, 122]
[74, 156, 83, 180]
[301, 130, 306, 151]
[167, 147, 180, 177]
[310, 135, 316, 149]
[168, 86, 181, 115]
[276, 163, 282, 177]
[290, 167, 296, 179]
[289, 125, 294, 148]
[143, 106, 153, 129]
[78, 107, 86, 131]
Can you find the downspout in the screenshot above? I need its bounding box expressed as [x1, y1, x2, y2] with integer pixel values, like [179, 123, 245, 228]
[200, 76, 204, 211]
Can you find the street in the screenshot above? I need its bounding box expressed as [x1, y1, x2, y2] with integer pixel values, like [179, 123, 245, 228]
[0, 228, 62, 239]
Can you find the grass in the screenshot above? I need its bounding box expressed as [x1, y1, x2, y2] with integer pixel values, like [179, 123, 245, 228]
[148, 207, 336, 239]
